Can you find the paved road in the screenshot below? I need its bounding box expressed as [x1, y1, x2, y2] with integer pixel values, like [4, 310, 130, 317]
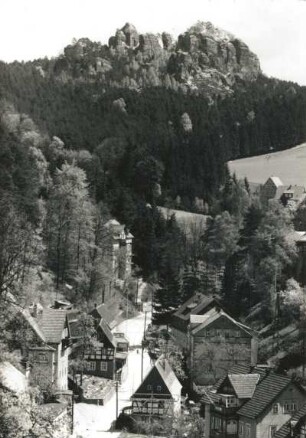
[74, 312, 152, 437]
[113, 310, 152, 347]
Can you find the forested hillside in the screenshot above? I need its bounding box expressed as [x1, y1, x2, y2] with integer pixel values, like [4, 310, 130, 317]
[0, 21, 306, 321]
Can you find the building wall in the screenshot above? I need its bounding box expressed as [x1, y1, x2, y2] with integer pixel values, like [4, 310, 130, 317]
[56, 343, 69, 390]
[28, 349, 55, 389]
[261, 179, 278, 203]
[190, 316, 254, 385]
[171, 326, 188, 349]
[239, 385, 306, 438]
[83, 357, 115, 380]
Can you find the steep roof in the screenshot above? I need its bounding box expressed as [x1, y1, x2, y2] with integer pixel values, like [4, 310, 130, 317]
[98, 318, 115, 347]
[155, 357, 182, 395]
[228, 374, 260, 399]
[237, 372, 302, 419]
[172, 294, 222, 323]
[274, 404, 306, 438]
[269, 176, 284, 187]
[0, 361, 27, 394]
[133, 356, 182, 397]
[37, 308, 67, 343]
[190, 308, 256, 337]
[21, 308, 46, 342]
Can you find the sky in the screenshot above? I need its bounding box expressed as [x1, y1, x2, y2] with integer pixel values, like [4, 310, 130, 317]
[0, 0, 305, 85]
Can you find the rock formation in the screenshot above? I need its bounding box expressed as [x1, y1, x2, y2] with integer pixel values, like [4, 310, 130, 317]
[53, 21, 261, 96]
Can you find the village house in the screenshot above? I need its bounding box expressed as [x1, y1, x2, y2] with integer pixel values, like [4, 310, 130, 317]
[21, 306, 71, 391]
[274, 404, 306, 438]
[201, 364, 306, 438]
[130, 356, 182, 419]
[170, 294, 258, 385]
[261, 176, 306, 209]
[170, 294, 223, 349]
[82, 317, 129, 380]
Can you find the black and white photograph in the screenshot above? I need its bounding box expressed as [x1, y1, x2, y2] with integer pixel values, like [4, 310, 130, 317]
[0, 0, 306, 437]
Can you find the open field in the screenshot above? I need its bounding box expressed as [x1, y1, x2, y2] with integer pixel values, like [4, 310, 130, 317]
[228, 143, 306, 186]
[158, 207, 208, 236]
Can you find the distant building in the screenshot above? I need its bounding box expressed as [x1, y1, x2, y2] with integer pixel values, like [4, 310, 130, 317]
[171, 294, 223, 348]
[201, 364, 306, 438]
[103, 219, 133, 282]
[130, 356, 182, 419]
[261, 176, 306, 209]
[189, 308, 258, 386]
[170, 294, 258, 386]
[22, 306, 71, 391]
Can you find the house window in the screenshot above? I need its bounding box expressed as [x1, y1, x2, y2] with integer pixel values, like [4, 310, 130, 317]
[270, 425, 277, 437]
[101, 361, 108, 372]
[147, 384, 152, 391]
[85, 361, 96, 371]
[273, 403, 279, 414]
[239, 422, 244, 436]
[246, 423, 251, 438]
[157, 385, 162, 392]
[37, 353, 48, 363]
[206, 330, 210, 337]
[283, 401, 297, 414]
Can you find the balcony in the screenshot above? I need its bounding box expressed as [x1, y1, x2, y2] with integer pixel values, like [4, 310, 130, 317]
[212, 405, 239, 416]
[211, 432, 238, 438]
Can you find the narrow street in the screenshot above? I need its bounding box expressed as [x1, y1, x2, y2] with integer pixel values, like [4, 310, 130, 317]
[74, 310, 152, 438]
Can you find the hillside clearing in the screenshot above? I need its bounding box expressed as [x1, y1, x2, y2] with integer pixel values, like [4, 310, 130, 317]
[228, 142, 306, 187]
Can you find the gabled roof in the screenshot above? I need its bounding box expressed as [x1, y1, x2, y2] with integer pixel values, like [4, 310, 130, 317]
[190, 308, 256, 338]
[228, 374, 260, 399]
[155, 357, 182, 395]
[37, 308, 67, 344]
[202, 366, 305, 421]
[98, 318, 115, 347]
[133, 356, 182, 397]
[0, 361, 27, 394]
[172, 294, 222, 323]
[274, 403, 306, 438]
[268, 176, 284, 187]
[21, 308, 46, 342]
[237, 372, 303, 419]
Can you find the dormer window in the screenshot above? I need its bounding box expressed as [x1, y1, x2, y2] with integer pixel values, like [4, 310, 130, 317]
[272, 403, 278, 414]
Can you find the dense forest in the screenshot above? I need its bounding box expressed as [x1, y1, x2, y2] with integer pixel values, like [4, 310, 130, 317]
[0, 25, 306, 324]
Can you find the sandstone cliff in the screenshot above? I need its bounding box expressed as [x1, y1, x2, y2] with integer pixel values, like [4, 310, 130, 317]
[52, 21, 261, 96]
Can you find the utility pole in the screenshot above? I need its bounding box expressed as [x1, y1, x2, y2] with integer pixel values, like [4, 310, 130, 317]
[141, 339, 144, 382]
[115, 380, 119, 420]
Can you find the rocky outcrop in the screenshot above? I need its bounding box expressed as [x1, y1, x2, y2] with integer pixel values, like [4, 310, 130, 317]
[181, 113, 193, 132]
[121, 23, 139, 47]
[162, 32, 174, 50]
[137, 33, 163, 58]
[55, 21, 261, 96]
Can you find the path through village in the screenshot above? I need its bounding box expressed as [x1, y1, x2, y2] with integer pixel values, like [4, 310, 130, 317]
[74, 304, 152, 438]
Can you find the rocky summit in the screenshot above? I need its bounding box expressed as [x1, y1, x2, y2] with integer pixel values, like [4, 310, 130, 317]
[49, 21, 261, 96]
